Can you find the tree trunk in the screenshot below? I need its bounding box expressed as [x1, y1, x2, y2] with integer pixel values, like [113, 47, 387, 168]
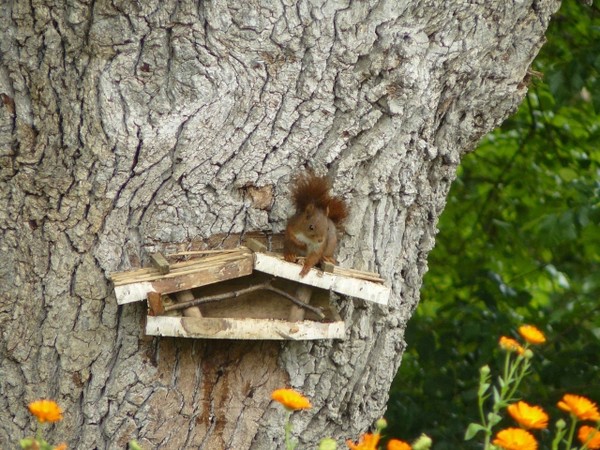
[0, 1, 560, 448]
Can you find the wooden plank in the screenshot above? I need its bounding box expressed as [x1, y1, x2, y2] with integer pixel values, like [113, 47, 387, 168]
[109, 248, 252, 284]
[145, 316, 345, 340]
[253, 252, 391, 305]
[114, 281, 156, 305]
[114, 255, 253, 305]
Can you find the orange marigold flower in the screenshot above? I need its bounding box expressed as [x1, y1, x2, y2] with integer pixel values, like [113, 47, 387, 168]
[53, 444, 68, 450]
[499, 336, 525, 355]
[346, 432, 381, 450]
[557, 394, 600, 422]
[518, 325, 546, 345]
[387, 438, 412, 450]
[578, 425, 600, 449]
[507, 401, 549, 430]
[271, 388, 312, 411]
[28, 399, 63, 423]
[492, 428, 538, 450]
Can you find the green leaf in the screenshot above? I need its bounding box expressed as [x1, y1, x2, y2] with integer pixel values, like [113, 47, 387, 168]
[487, 412, 503, 427]
[464, 423, 487, 441]
[497, 377, 505, 389]
[492, 387, 501, 404]
[478, 382, 491, 397]
[19, 438, 35, 449]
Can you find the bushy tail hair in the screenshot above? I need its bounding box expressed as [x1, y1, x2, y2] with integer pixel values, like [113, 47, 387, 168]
[291, 172, 348, 228]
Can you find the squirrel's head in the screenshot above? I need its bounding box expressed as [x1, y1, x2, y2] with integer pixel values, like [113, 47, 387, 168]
[299, 204, 329, 241]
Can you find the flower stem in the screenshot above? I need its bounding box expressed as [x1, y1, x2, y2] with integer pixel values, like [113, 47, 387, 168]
[552, 423, 567, 450]
[502, 351, 511, 388]
[477, 366, 492, 449]
[506, 357, 529, 402]
[565, 415, 577, 450]
[284, 411, 295, 450]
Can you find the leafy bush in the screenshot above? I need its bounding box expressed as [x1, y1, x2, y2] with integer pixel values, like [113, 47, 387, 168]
[386, 2, 600, 449]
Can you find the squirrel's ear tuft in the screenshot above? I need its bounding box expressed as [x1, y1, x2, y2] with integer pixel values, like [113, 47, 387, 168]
[305, 204, 316, 215]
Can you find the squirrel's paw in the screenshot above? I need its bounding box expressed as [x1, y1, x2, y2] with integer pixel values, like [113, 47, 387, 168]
[299, 265, 310, 277]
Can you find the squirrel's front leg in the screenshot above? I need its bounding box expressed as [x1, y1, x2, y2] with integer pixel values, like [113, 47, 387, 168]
[300, 252, 321, 277]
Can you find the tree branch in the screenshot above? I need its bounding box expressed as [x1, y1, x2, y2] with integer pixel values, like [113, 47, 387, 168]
[164, 279, 326, 319]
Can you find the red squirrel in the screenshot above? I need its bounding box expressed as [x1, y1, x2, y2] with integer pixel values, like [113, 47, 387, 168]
[283, 172, 348, 277]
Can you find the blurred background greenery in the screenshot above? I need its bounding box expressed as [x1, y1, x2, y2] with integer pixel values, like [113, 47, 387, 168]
[386, 1, 600, 448]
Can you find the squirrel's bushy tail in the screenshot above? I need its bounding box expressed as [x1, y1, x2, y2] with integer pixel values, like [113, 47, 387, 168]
[291, 171, 348, 228]
[327, 197, 348, 228]
[291, 172, 330, 211]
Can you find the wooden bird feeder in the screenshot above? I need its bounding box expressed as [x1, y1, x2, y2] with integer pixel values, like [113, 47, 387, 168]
[109, 241, 391, 341]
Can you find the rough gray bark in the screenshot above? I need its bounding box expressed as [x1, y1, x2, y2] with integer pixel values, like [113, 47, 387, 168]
[0, 0, 560, 449]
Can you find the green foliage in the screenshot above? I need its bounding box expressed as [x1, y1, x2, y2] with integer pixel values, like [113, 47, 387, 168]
[386, 2, 600, 449]
[128, 440, 144, 450]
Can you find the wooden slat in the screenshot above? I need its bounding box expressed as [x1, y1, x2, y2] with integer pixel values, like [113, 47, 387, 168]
[330, 267, 384, 283]
[245, 238, 267, 253]
[166, 249, 241, 257]
[113, 251, 254, 305]
[145, 316, 345, 340]
[253, 252, 391, 305]
[149, 252, 170, 274]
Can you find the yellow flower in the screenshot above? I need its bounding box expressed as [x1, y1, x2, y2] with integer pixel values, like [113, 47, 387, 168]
[518, 325, 546, 345]
[578, 425, 600, 449]
[499, 336, 525, 355]
[387, 438, 412, 450]
[271, 388, 312, 411]
[507, 401, 549, 430]
[492, 428, 538, 450]
[346, 432, 380, 450]
[557, 394, 600, 422]
[28, 399, 63, 423]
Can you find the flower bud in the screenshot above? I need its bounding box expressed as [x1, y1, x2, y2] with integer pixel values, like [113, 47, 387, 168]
[555, 419, 566, 430]
[128, 441, 143, 450]
[318, 438, 337, 450]
[375, 417, 388, 432]
[412, 433, 433, 450]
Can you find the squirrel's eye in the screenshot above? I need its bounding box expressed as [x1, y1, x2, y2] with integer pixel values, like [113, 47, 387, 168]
[309, 224, 315, 231]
